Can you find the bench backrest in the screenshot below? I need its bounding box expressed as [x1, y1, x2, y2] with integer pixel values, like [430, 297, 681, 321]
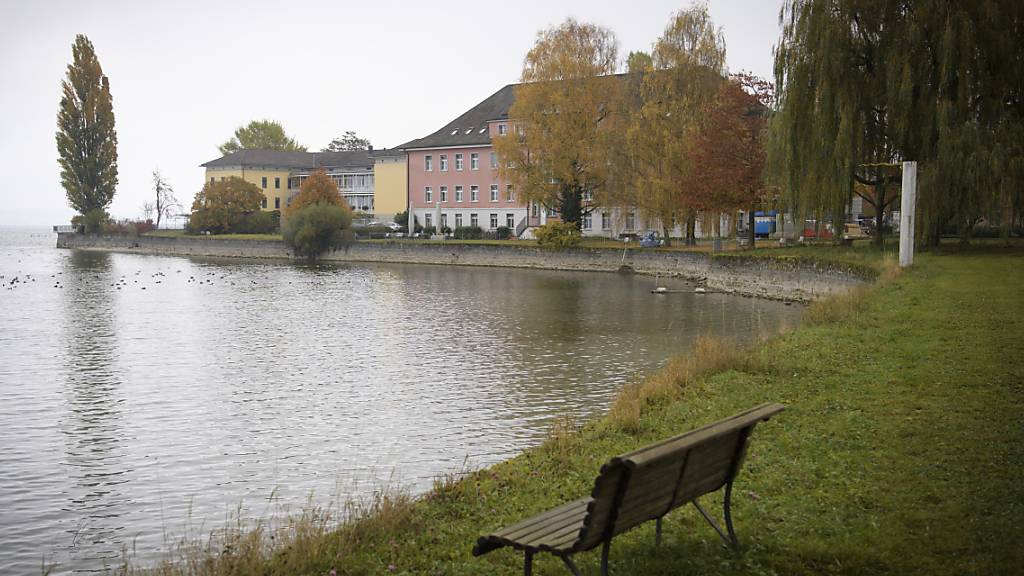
[574, 403, 785, 552]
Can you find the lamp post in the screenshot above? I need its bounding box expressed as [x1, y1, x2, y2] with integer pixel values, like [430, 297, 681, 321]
[899, 161, 917, 267]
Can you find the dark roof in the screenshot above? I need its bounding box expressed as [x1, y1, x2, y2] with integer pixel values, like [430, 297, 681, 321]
[200, 149, 377, 171]
[398, 84, 516, 150]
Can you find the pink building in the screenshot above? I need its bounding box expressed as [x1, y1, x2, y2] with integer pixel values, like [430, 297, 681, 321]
[400, 85, 531, 235]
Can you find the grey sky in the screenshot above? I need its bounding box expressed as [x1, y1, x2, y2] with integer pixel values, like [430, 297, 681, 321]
[0, 0, 784, 226]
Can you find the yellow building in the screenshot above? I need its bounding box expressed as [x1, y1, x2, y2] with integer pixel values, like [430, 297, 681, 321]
[372, 149, 408, 220]
[200, 148, 406, 217]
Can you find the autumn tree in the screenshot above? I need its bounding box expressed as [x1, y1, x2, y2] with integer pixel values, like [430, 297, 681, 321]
[56, 34, 118, 231]
[151, 170, 180, 228]
[188, 177, 263, 234]
[322, 131, 372, 152]
[281, 170, 353, 259]
[690, 73, 773, 246]
[219, 120, 306, 155]
[623, 4, 727, 244]
[283, 169, 346, 217]
[494, 18, 621, 229]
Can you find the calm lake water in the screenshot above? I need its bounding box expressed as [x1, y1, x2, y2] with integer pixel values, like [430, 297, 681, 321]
[0, 227, 801, 574]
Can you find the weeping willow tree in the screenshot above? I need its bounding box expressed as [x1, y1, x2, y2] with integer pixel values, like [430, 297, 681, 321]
[770, 0, 1023, 246]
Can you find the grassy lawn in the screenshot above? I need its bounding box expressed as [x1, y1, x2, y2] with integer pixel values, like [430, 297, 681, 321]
[132, 243, 1022, 576]
[145, 230, 283, 241]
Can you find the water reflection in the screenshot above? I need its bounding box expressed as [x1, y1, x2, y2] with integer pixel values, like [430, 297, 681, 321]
[58, 250, 132, 570]
[0, 230, 803, 574]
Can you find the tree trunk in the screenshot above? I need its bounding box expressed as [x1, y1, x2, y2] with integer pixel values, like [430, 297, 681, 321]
[747, 207, 756, 248]
[560, 184, 583, 229]
[686, 214, 696, 245]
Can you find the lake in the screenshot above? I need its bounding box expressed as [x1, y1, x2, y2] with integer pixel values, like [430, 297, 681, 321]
[0, 228, 801, 574]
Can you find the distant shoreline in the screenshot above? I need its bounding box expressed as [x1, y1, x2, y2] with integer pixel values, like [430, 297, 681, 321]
[56, 232, 871, 302]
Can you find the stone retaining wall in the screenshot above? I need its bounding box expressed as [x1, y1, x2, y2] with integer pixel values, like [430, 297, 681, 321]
[57, 233, 870, 301]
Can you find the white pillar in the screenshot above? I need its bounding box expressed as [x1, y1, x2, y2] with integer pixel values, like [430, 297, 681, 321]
[899, 161, 917, 267]
[408, 200, 415, 235]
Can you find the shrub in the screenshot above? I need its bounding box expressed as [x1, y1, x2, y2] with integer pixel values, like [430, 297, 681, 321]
[422, 225, 437, 236]
[236, 210, 279, 234]
[393, 210, 422, 233]
[74, 209, 109, 233]
[282, 203, 353, 259]
[533, 221, 582, 248]
[452, 225, 483, 240]
[351, 225, 393, 238]
[496, 226, 512, 239]
[189, 177, 264, 234]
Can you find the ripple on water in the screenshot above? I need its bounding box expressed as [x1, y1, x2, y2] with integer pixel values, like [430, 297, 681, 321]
[0, 228, 803, 574]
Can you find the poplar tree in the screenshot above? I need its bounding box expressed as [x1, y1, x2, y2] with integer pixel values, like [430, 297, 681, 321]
[493, 18, 621, 228]
[57, 34, 118, 228]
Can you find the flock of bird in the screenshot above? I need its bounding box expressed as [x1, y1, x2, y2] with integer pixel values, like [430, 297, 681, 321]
[3, 268, 264, 292]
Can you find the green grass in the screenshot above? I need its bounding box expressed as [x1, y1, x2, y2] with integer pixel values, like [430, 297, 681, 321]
[126, 244, 1023, 576]
[144, 230, 283, 241]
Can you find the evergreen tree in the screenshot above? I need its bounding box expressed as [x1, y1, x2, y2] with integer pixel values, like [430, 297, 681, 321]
[56, 34, 118, 226]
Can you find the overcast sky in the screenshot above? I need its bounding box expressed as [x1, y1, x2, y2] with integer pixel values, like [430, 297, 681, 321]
[0, 0, 785, 226]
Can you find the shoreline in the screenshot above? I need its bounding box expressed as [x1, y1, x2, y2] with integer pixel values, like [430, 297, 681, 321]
[56, 232, 872, 302]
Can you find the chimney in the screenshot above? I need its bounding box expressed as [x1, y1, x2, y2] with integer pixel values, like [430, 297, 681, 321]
[368, 145, 374, 153]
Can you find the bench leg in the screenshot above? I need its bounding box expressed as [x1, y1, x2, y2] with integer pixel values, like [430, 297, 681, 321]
[561, 556, 582, 576]
[655, 517, 663, 546]
[723, 479, 739, 550]
[523, 550, 533, 576]
[600, 539, 612, 576]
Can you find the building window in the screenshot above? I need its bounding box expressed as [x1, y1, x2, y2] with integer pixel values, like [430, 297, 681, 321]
[261, 176, 267, 188]
[583, 213, 592, 230]
[470, 213, 478, 227]
[455, 153, 464, 171]
[470, 153, 479, 170]
[275, 197, 281, 210]
[582, 190, 592, 201]
[261, 197, 267, 209]
[455, 185, 464, 202]
[626, 211, 636, 231]
[490, 213, 498, 229]
[275, 177, 280, 189]
[440, 186, 448, 202]
[455, 213, 463, 228]
[425, 155, 432, 171]
[490, 152, 498, 169]
[506, 213, 515, 229]
[441, 214, 448, 229]
[470, 185, 479, 202]
[506, 184, 514, 202]
[425, 186, 432, 203]
[498, 124, 508, 135]
[425, 213, 432, 227]
[490, 184, 499, 202]
[440, 155, 448, 171]
[531, 202, 539, 218]
[602, 212, 611, 230]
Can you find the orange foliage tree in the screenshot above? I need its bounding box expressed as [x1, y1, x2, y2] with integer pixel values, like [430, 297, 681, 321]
[189, 176, 263, 234]
[284, 169, 347, 218]
[689, 72, 774, 244]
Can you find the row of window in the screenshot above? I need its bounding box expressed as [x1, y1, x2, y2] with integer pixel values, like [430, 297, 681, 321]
[208, 176, 283, 190]
[424, 184, 515, 204]
[424, 152, 501, 172]
[424, 212, 517, 230]
[260, 197, 283, 210]
[578, 212, 634, 231]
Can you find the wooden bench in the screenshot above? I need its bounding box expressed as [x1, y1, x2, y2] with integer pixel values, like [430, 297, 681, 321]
[472, 403, 785, 575]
